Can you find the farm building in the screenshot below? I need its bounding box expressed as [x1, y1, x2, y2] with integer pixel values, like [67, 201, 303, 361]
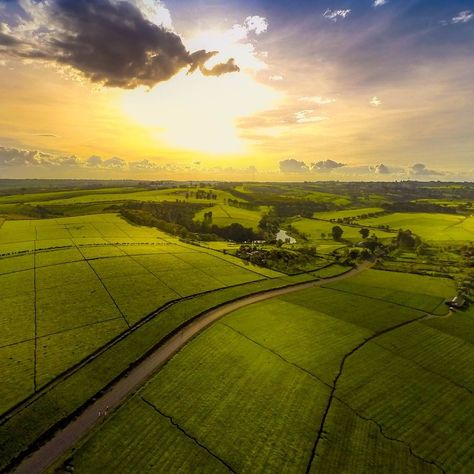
[446, 295, 466, 309]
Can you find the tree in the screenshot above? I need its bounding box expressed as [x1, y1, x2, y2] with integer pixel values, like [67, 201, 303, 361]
[359, 228, 370, 239]
[331, 225, 344, 241]
[321, 232, 326, 240]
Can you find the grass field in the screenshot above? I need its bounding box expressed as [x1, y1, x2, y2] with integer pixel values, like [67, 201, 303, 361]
[193, 204, 266, 230]
[314, 207, 384, 220]
[0, 214, 281, 416]
[55, 270, 469, 473]
[358, 212, 474, 242]
[290, 217, 394, 244]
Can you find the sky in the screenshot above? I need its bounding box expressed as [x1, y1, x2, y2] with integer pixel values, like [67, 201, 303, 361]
[0, 0, 473, 181]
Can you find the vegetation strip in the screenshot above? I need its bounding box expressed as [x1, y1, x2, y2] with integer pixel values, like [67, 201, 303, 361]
[305, 313, 447, 474]
[140, 397, 235, 473]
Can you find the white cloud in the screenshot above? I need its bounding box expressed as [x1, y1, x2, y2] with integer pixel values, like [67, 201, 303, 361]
[243, 16, 268, 35]
[299, 96, 336, 105]
[294, 110, 328, 124]
[370, 96, 382, 107]
[323, 9, 351, 22]
[269, 74, 284, 81]
[129, 0, 173, 29]
[373, 0, 388, 7]
[451, 10, 474, 24]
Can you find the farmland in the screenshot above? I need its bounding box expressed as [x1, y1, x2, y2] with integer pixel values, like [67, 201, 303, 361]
[0, 213, 281, 416]
[55, 269, 473, 473]
[358, 212, 474, 242]
[0, 180, 473, 472]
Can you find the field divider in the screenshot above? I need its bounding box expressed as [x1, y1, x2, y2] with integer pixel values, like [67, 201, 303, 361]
[220, 322, 332, 390]
[371, 340, 474, 397]
[305, 312, 447, 474]
[140, 397, 236, 473]
[33, 227, 38, 393]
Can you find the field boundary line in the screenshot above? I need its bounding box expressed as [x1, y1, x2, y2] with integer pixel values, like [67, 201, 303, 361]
[33, 227, 38, 393]
[372, 340, 474, 396]
[220, 322, 332, 389]
[333, 395, 446, 471]
[0, 274, 296, 426]
[65, 229, 131, 329]
[220, 322, 448, 471]
[140, 397, 235, 473]
[320, 285, 443, 314]
[305, 312, 446, 474]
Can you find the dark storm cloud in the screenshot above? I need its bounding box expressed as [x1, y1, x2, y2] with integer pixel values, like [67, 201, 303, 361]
[2, 0, 239, 88]
[200, 58, 240, 76]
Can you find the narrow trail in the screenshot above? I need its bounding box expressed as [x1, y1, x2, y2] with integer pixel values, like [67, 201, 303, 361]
[11, 263, 371, 474]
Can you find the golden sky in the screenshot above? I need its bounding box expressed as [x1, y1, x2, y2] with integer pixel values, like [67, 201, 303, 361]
[0, 0, 473, 180]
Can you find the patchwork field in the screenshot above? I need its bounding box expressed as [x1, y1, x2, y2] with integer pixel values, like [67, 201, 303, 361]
[0, 214, 281, 416]
[358, 212, 474, 242]
[57, 270, 471, 473]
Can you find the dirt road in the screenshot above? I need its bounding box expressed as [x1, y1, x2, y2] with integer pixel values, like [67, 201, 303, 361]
[13, 263, 371, 474]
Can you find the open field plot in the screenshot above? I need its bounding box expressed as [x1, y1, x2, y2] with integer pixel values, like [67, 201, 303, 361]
[59, 271, 461, 472]
[194, 204, 266, 229]
[358, 212, 474, 242]
[290, 217, 394, 244]
[29, 187, 242, 207]
[59, 324, 331, 473]
[0, 214, 277, 416]
[314, 207, 384, 220]
[323, 269, 454, 314]
[337, 342, 474, 473]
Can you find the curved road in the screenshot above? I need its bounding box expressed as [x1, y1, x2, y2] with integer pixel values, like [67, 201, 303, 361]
[13, 263, 371, 474]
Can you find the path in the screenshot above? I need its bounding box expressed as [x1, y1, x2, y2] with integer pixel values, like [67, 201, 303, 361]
[12, 262, 371, 474]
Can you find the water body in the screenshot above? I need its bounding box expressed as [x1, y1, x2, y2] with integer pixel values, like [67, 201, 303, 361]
[276, 229, 296, 244]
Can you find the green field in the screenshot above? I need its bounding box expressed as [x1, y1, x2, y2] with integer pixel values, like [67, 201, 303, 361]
[0, 214, 282, 416]
[358, 212, 474, 242]
[314, 207, 384, 220]
[290, 217, 394, 243]
[56, 270, 470, 473]
[194, 204, 266, 230]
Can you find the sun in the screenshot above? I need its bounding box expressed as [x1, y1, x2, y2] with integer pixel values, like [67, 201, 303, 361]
[121, 25, 281, 155]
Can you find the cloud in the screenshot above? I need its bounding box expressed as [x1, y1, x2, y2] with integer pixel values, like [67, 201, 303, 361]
[323, 9, 351, 22]
[0, 146, 80, 167]
[294, 110, 328, 124]
[299, 96, 336, 105]
[243, 16, 268, 35]
[409, 163, 444, 176]
[373, 0, 388, 7]
[370, 96, 382, 107]
[269, 75, 284, 81]
[311, 159, 346, 172]
[199, 58, 240, 76]
[33, 133, 59, 138]
[86, 155, 126, 169]
[372, 163, 391, 174]
[451, 11, 474, 24]
[279, 159, 309, 173]
[1, 0, 239, 88]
